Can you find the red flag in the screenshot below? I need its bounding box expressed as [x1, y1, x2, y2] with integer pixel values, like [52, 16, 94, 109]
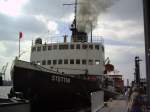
[19, 32, 23, 39]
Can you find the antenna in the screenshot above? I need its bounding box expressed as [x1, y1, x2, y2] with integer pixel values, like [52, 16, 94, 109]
[63, 0, 78, 42]
[63, 0, 78, 30]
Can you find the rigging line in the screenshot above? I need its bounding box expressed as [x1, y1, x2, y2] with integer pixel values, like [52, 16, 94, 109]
[53, 67, 87, 71]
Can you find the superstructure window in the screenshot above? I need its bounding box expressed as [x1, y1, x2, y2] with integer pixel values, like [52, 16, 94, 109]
[43, 46, 47, 51]
[89, 45, 93, 49]
[88, 60, 93, 65]
[32, 47, 36, 52]
[48, 45, 52, 50]
[37, 61, 41, 65]
[31, 61, 35, 64]
[82, 60, 87, 65]
[102, 46, 104, 52]
[47, 60, 51, 65]
[58, 59, 63, 64]
[64, 59, 68, 64]
[95, 45, 99, 50]
[53, 60, 57, 65]
[82, 44, 88, 49]
[70, 44, 74, 49]
[37, 46, 41, 51]
[70, 59, 74, 64]
[53, 45, 57, 50]
[42, 60, 46, 65]
[76, 59, 80, 64]
[95, 60, 100, 65]
[76, 44, 80, 49]
[59, 44, 68, 50]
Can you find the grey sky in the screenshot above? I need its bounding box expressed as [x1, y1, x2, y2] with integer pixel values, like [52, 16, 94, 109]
[0, 0, 145, 85]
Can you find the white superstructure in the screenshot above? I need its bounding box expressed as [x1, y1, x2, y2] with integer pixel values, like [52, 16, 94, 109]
[30, 37, 105, 76]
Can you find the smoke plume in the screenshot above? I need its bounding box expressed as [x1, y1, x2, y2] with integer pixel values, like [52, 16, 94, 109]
[77, 0, 117, 33]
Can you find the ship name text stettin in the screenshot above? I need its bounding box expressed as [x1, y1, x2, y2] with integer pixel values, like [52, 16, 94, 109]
[51, 75, 71, 84]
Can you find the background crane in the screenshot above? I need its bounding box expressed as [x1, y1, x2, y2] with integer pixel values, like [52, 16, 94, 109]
[104, 57, 114, 74]
[0, 63, 8, 83]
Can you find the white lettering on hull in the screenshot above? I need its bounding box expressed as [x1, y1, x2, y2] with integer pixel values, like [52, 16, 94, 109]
[51, 75, 70, 84]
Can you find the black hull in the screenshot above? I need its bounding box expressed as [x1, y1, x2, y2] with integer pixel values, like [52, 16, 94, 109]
[11, 60, 101, 111]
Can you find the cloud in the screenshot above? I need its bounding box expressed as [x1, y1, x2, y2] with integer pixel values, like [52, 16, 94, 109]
[0, 0, 145, 83]
[106, 0, 143, 21]
[60, 13, 74, 23]
[0, 14, 48, 41]
[24, 0, 74, 20]
[0, 0, 29, 16]
[47, 21, 59, 34]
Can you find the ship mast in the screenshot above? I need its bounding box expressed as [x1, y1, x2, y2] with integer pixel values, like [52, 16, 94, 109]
[74, 0, 77, 30]
[63, 0, 78, 29]
[63, 0, 78, 42]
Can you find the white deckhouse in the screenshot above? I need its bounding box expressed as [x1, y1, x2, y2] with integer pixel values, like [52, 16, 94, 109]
[30, 20, 105, 78]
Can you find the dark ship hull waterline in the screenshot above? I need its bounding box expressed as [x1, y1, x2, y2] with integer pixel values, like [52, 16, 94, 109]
[10, 59, 118, 111]
[11, 59, 99, 111]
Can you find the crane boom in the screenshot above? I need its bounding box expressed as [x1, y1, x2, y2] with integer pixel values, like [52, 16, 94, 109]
[3, 62, 8, 74]
[1, 63, 8, 75]
[104, 57, 110, 64]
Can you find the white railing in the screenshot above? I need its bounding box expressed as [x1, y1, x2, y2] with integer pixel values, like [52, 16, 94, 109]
[36, 35, 104, 45]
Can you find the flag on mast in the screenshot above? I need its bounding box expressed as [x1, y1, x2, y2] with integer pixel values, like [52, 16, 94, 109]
[18, 32, 23, 58]
[19, 32, 23, 39]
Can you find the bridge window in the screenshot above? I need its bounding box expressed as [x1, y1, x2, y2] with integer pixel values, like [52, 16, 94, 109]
[76, 59, 80, 64]
[70, 59, 74, 64]
[47, 60, 51, 65]
[37, 46, 41, 51]
[64, 59, 68, 64]
[82, 60, 87, 65]
[58, 59, 63, 64]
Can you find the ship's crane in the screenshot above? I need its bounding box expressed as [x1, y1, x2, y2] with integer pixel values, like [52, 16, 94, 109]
[104, 57, 114, 74]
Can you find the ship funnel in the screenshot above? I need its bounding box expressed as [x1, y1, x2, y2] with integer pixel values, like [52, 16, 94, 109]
[70, 19, 88, 43]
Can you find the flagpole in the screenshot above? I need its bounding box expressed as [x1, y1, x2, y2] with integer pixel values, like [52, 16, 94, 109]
[18, 32, 22, 58]
[19, 37, 20, 58]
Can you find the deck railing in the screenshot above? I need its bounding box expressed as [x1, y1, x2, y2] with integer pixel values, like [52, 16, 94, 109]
[35, 35, 104, 45]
